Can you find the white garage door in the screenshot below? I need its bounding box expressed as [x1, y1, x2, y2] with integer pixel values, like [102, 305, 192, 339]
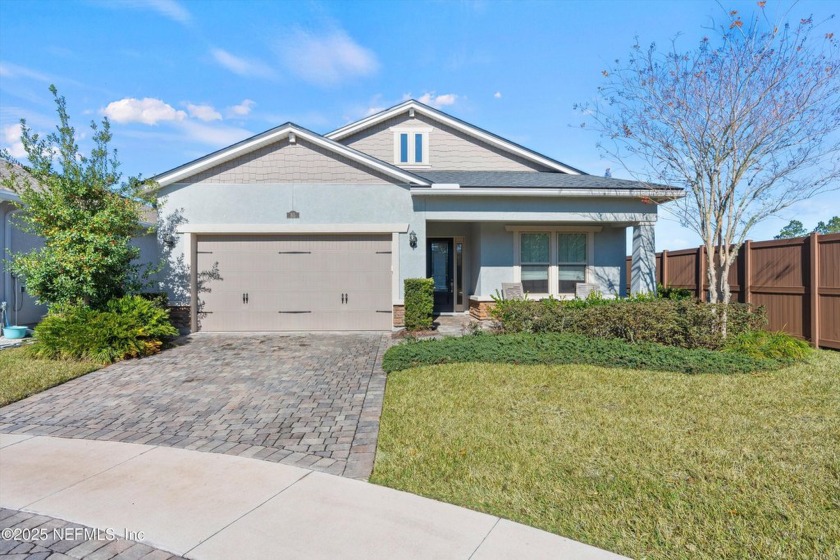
[195, 234, 392, 331]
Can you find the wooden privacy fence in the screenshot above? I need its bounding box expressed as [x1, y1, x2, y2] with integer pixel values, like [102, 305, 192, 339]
[626, 232, 840, 349]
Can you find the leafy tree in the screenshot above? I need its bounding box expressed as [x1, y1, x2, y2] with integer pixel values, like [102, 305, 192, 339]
[582, 5, 840, 334]
[1, 85, 155, 309]
[775, 220, 809, 239]
[775, 216, 840, 238]
[814, 216, 840, 234]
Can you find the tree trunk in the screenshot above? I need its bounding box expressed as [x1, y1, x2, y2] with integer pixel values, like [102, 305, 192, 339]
[706, 245, 739, 338]
[705, 243, 718, 304]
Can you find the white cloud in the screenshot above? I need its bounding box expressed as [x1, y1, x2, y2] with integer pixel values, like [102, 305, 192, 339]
[178, 120, 252, 147]
[280, 29, 378, 86]
[211, 49, 275, 78]
[186, 103, 222, 122]
[227, 99, 256, 117]
[494, 91, 502, 99]
[106, 0, 191, 24]
[103, 98, 186, 125]
[417, 92, 459, 108]
[2, 123, 26, 159]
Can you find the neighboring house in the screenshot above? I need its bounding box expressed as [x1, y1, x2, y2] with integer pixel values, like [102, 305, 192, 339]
[0, 163, 159, 328]
[152, 100, 682, 332]
[0, 167, 47, 326]
[0, 185, 47, 325]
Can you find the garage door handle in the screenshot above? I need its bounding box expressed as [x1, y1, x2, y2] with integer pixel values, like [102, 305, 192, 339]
[278, 310, 311, 314]
[242, 293, 246, 304]
[246, 293, 249, 304]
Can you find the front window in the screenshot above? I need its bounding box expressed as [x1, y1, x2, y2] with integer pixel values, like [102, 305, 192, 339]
[520, 233, 550, 293]
[394, 130, 428, 165]
[557, 233, 587, 294]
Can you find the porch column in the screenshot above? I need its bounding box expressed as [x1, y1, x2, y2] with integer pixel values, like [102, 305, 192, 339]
[631, 222, 656, 295]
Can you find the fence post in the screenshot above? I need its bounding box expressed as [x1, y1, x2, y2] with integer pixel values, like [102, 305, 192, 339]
[661, 250, 669, 288]
[697, 245, 706, 301]
[810, 232, 820, 348]
[743, 240, 752, 305]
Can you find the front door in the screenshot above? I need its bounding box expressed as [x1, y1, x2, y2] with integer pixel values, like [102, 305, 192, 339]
[427, 238, 453, 313]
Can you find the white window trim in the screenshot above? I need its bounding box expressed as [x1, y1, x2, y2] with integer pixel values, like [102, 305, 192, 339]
[512, 228, 596, 299]
[392, 129, 430, 166]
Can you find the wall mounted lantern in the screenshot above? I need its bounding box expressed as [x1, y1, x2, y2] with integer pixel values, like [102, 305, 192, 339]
[409, 230, 418, 249]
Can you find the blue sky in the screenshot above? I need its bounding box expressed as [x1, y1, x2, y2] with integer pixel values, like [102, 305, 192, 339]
[1, 0, 836, 250]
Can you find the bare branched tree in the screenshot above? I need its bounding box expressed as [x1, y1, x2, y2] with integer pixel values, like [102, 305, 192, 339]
[580, 5, 840, 333]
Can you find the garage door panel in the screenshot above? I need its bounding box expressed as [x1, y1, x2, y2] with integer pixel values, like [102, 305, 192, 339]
[195, 234, 392, 331]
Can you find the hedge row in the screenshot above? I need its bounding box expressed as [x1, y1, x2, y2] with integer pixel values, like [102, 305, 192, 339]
[382, 332, 783, 375]
[490, 297, 766, 350]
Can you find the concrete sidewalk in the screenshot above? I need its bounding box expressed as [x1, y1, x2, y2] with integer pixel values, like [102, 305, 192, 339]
[0, 434, 627, 559]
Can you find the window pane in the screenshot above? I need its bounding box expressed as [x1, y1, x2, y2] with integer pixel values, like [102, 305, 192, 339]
[559, 265, 586, 294]
[558, 233, 586, 263]
[400, 133, 408, 163]
[415, 133, 423, 162]
[522, 265, 549, 293]
[520, 233, 549, 263]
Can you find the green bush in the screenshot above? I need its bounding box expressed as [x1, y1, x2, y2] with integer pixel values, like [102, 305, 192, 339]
[404, 278, 434, 331]
[29, 295, 178, 364]
[382, 333, 782, 375]
[725, 330, 812, 361]
[657, 284, 694, 300]
[490, 297, 766, 350]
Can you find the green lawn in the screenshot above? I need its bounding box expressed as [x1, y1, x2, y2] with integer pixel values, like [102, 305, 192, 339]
[0, 347, 100, 406]
[371, 351, 840, 560]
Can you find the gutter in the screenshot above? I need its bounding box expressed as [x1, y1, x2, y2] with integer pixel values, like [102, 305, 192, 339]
[410, 187, 684, 200]
[0, 190, 20, 203]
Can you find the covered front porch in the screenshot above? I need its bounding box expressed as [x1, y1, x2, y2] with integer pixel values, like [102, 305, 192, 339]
[422, 220, 656, 318]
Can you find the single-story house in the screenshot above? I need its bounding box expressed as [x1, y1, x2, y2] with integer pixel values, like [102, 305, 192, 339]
[0, 166, 47, 326]
[152, 99, 681, 332]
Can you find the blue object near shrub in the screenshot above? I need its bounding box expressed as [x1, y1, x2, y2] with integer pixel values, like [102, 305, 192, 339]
[3, 326, 27, 339]
[404, 278, 434, 331]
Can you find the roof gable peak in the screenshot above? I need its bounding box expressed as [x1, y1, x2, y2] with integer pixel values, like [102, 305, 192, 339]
[326, 100, 585, 175]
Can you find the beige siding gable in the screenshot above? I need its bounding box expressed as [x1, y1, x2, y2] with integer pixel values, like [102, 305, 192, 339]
[179, 138, 398, 185]
[339, 113, 554, 172]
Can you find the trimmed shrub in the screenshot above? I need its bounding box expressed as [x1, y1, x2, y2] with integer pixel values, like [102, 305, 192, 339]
[382, 333, 782, 375]
[29, 295, 178, 364]
[490, 297, 766, 350]
[725, 330, 812, 361]
[404, 278, 434, 331]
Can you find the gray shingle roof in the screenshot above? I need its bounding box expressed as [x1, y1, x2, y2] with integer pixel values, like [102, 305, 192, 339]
[416, 171, 679, 191]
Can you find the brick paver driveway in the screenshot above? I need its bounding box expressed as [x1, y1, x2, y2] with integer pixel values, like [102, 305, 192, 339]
[0, 333, 389, 479]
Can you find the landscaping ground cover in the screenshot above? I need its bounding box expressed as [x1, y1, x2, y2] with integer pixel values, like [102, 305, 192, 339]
[372, 352, 840, 559]
[382, 333, 783, 374]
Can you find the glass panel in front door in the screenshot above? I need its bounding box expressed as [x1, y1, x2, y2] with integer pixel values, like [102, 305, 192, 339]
[455, 242, 463, 307]
[431, 242, 450, 292]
